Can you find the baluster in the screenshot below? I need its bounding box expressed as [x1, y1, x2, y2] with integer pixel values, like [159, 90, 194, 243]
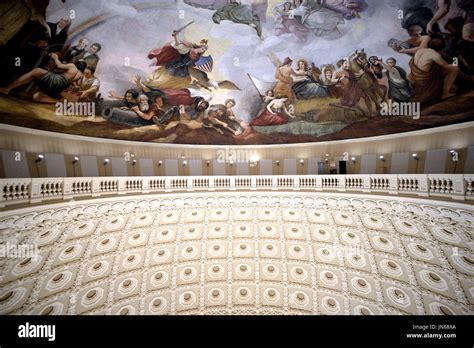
[430, 179, 436, 192]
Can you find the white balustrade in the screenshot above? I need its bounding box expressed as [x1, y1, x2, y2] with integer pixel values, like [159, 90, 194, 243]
[0, 174, 472, 208]
[0, 179, 30, 205]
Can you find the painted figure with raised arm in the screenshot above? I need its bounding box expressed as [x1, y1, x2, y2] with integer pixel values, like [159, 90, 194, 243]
[389, 25, 431, 56]
[427, 0, 474, 41]
[291, 59, 329, 99]
[380, 57, 412, 103]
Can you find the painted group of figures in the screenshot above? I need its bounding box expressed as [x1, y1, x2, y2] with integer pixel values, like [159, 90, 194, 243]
[184, 0, 368, 40]
[99, 29, 250, 136]
[263, 18, 474, 124]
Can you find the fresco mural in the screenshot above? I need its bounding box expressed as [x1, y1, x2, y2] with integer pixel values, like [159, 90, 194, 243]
[0, 0, 473, 145]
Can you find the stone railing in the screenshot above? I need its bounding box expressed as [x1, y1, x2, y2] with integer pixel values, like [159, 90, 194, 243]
[0, 174, 472, 208]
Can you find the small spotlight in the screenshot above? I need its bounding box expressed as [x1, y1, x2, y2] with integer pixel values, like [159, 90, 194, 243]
[36, 154, 44, 162]
[299, 159, 305, 165]
[412, 153, 419, 160]
[72, 157, 79, 164]
[229, 160, 234, 166]
[182, 160, 188, 166]
[206, 160, 211, 166]
[104, 158, 109, 165]
[132, 160, 137, 165]
[158, 160, 163, 166]
[275, 160, 280, 166]
[130, 153, 135, 158]
[449, 149, 455, 154]
[351, 157, 356, 163]
[379, 155, 385, 161]
[325, 154, 329, 157]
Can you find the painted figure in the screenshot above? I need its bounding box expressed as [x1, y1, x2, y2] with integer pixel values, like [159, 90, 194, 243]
[408, 37, 460, 103]
[131, 91, 168, 124]
[273, 2, 310, 41]
[62, 38, 88, 63]
[320, 65, 341, 98]
[183, 0, 229, 10]
[212, 0, 264, 39]
[290, 0, 345, 37]
[292, 59, 329, 99]
[333, 58, 364, 108]
[73, 43, 102, 69]
[321, 0, 368, 20]
[250, 97, 296, 126]
[274, 57, 296, 100]
[33, 15, 71, 49]
[427, 0, 474, 41]
[0, 0, 51, 47]
[382, 57, 412, 102]
[389, 25, 431, 56]
[148, 31, 209, 78]
[0, 53, 85, 103]
[184, 0, 268, 22]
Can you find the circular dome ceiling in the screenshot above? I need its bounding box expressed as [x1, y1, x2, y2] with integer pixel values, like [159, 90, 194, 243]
[0, 193, 473, 315]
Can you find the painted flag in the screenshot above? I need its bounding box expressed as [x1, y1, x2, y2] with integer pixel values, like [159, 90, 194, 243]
[194, 56, 214, 73]
[247, 74, 276, 96]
